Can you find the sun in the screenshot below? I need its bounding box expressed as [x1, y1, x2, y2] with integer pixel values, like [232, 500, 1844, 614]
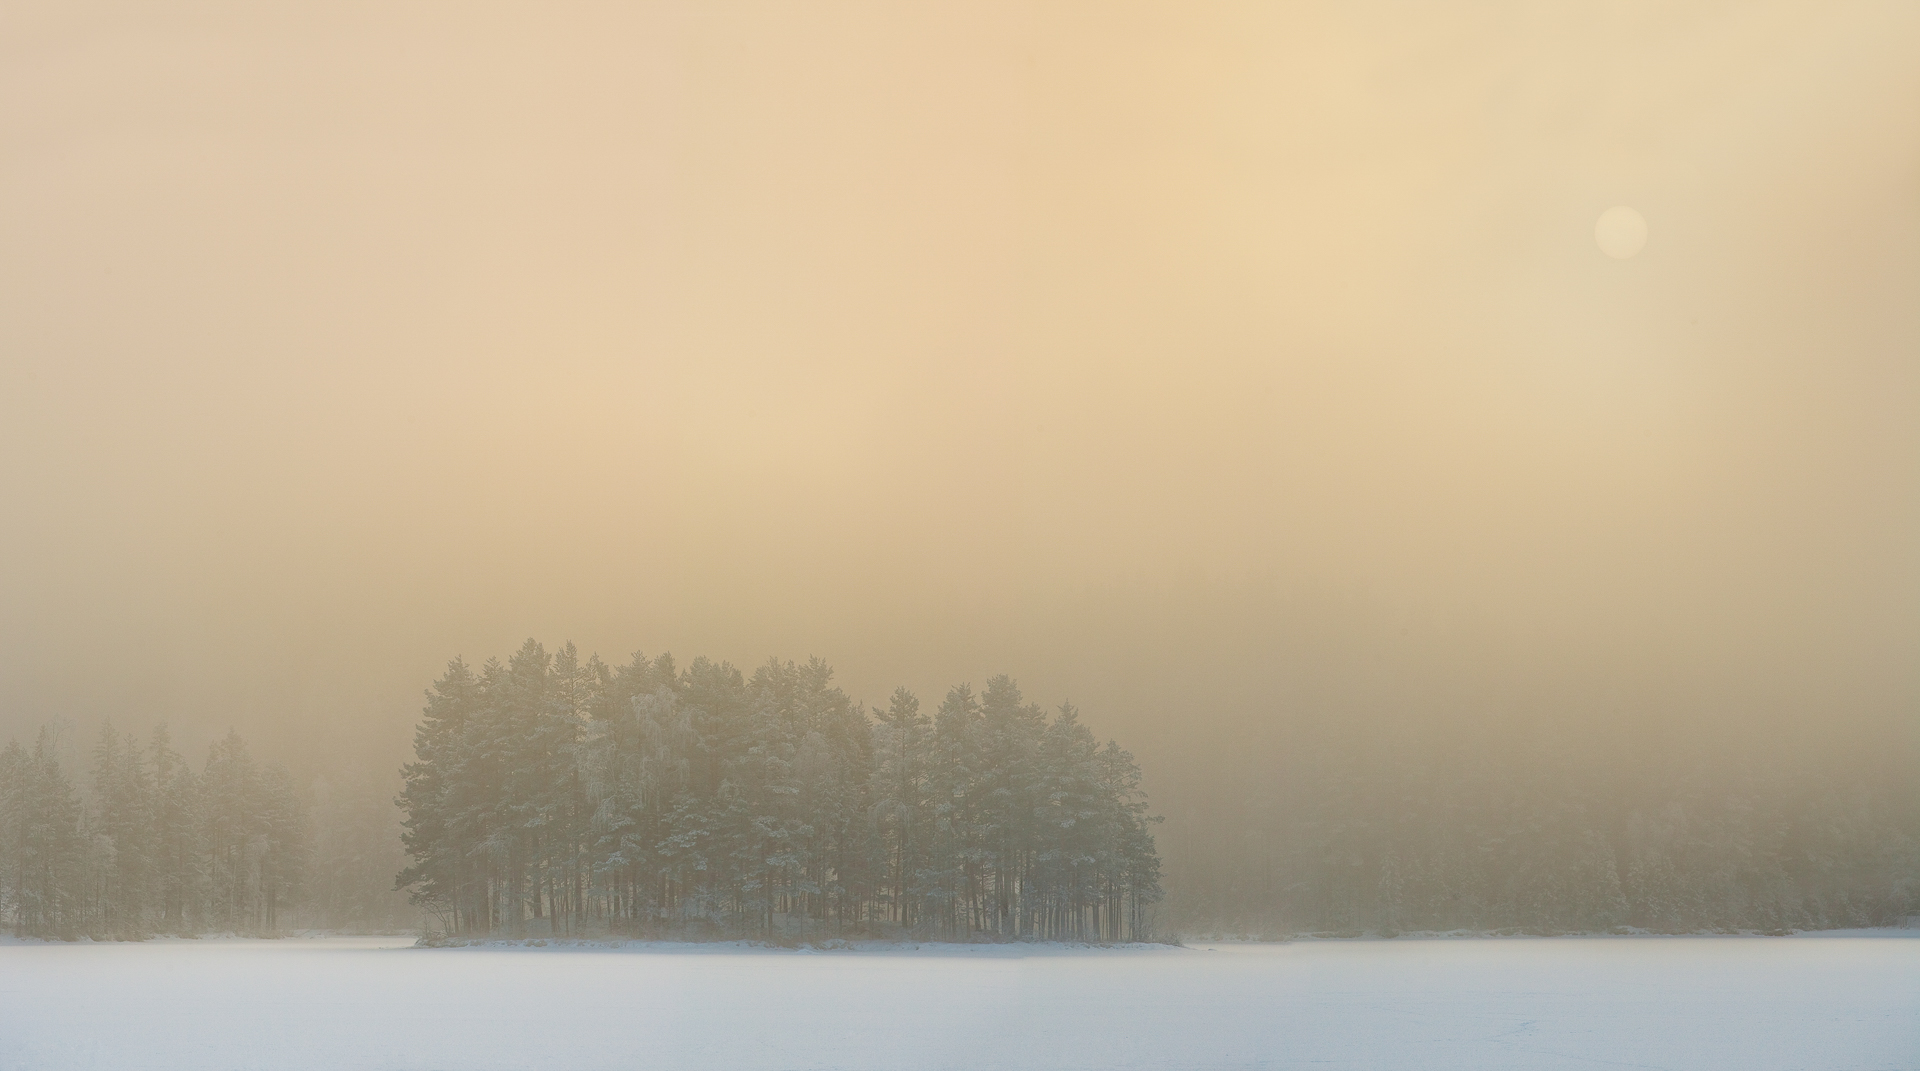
[1594, 206, 1648, 259]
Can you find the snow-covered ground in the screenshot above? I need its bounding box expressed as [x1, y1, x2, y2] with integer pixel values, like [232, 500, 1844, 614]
[1, 933, 1914, 1070]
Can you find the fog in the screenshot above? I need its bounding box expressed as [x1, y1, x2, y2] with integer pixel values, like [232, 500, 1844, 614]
[3, 4, 1916, 929]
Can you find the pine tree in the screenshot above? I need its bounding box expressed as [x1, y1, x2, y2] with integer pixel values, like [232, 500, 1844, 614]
[149, 724, 204, 934]
[90, 723, 156, 936]
[9, 728, 86, 937]
[917, 684, 980, 937]
[258, 763, 308, 932]
[871, 687, 928, 928]
[0, 738, 29, 932]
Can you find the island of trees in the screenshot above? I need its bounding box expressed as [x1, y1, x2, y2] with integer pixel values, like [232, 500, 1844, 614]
[394, 641, 1164, 942]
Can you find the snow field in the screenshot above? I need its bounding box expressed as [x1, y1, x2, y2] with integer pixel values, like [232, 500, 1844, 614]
[0, 934, 1914, 1070]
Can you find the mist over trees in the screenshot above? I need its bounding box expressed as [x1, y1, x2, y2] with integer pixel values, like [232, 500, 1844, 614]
[6, 647, 1909, 945]
[307, 763, 419, 933]
[0, 720, 412, 940]
[0, 724, 306, 938]
[394, 640, 1164, 941]
[1165, 717, 1919, 936]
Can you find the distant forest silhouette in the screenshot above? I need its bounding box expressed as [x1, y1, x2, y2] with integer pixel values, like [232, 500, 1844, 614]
[1170, 718, 1917, 936]
[0, 723, 404, 939]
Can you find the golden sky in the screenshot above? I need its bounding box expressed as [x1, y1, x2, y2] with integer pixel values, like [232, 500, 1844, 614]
[2, 3, 1915, 770]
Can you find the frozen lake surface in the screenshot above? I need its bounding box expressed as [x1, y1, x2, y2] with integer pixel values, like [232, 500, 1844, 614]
[1, 933, 1915, 1070]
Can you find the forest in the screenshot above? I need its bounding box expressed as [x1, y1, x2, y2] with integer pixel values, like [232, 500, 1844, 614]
[0, 723, 408, 939]
[5, 643, 1913, 943]
[0, 724, 304, 938]
[394, 641, 1165, 942]
[1166, 716, 1919, 936]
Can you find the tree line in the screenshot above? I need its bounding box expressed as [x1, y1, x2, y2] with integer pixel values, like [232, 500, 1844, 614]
[1165, 717, 1919, 936]
[394, 640, 1164, 942]
[0, 723, 309, 939]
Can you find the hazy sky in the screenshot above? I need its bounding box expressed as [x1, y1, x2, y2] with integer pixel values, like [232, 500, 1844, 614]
[3, 3, 1915, 775]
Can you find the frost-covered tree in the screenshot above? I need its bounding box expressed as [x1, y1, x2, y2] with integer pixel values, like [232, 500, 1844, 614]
[871, 687, 929, 926]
